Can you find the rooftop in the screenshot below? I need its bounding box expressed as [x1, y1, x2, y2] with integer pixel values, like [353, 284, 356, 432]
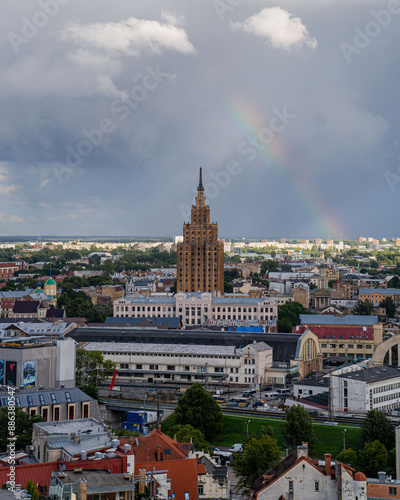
[299, 314, 378, 326]
[336, 366, 400, 383]
[83, 342, 250, 356]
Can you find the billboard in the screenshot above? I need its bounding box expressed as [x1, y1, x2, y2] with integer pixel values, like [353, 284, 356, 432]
[23, 360, 36, 387]
[0, 360, 4, 385]
[6, 361, 17, 386]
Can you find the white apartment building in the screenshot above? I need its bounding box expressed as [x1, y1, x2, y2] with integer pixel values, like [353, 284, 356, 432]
[82, 341, 273, 386]
[113, 292, 277, 327]
[331, 366, 400, 414]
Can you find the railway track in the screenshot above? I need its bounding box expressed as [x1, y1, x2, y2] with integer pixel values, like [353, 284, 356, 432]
[101, 396, 400, 427]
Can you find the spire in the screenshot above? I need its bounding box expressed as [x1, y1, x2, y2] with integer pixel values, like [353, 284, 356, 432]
[197, 167, 204, 192]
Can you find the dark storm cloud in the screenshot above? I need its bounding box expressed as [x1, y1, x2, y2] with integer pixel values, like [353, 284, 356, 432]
[0, 0, 399, 238]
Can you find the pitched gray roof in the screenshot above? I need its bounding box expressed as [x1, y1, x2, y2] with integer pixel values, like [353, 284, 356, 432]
[0, 388, 92, 408]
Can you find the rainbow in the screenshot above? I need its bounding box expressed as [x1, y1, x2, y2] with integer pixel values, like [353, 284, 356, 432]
[226, 98, 348, 239]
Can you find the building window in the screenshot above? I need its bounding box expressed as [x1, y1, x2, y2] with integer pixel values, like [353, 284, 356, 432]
[198, 485, 204, 495]
[82, 403, 90, 419]
[68, 404, 75, 420]
[167, 366, 175, 371]
[314, 481, 319, 491]
[41, 407, 49, 422]
[288, 480, 294, 491]
[53, 405, 61, 421]
[389, 487, 397, 495]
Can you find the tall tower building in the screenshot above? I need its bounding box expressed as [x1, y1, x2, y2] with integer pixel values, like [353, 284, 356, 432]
[177, 168, 224, 293]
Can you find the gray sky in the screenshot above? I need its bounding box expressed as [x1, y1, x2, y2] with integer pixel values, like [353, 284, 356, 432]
[1, 0, 400, 239]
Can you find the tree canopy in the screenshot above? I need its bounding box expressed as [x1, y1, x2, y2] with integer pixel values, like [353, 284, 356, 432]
[379, 297, 396, 318]
[76, 348, 116, 387]
[352, 300, 374, 316]
[231, 434, 281, 493]
[277, 302, 309, 332]
[360, 409, 395, 452]
[283, 405, 316, 451]
[0, 407, 44, 452]
[358, 440, 388, 477]
[173, 383, 223, 441]
[166, 424, 210, 453]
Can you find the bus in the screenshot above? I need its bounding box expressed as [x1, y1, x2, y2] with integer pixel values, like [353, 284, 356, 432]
[242, 389, 257, 398]
[276, 388, 291, 396]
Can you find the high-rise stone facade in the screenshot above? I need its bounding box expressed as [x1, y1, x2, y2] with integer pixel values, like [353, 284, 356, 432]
[177, 169, 224, 293]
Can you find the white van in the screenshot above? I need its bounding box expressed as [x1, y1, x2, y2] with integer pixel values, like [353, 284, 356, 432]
[276, 388, 291, 396]
[229, 443, 243, 453]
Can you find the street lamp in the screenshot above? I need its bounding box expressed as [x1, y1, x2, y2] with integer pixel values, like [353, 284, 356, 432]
[342, 428, 347, 450]
[246, 420, 251, 441]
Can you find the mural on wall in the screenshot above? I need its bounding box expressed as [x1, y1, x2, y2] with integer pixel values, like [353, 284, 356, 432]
[23, 360, 36, 387]
[6, 361, 17, 386]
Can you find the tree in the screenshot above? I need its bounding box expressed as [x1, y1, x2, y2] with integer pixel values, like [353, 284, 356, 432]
[260, 260, 279, 275]
[352, 300, 374, 316]
[26, 480, 39, 500]
[174, 383, 223, 441]
[277, 317, 292, 333]
[358, 440, 388, 477]
[283, 405, 316, 451]
[80, 383, 99, 400]
[76, 348, 116, 386]
[280, 264, 292, 272]
[277, 302, 308, 332]
[336, 448, 358, 470]
[166, 424, 210, 453]
[0, 407, 44, 452]
[388, 276, 400, 288]
[360, 409, 395, 452]
[231, 434, 281, 493]
[379, 297, 396, 318]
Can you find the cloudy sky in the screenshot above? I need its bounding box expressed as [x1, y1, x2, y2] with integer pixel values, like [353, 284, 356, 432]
[1, 0, 400, 239]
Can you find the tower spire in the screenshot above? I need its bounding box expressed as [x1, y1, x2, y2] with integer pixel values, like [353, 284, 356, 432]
[198, 167, 204, 192]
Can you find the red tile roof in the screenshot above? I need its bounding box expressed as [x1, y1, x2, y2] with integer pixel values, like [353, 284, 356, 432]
[294, 324, 374, 340]
[135, 458, 199, 500]
[118, 428, 190, 463]
[0, 457, 126, 493]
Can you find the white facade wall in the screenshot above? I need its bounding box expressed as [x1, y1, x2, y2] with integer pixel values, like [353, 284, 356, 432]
[257, 460, 365, 500]
[83, 342, 272, 387]
[257, 460, 336, 500]
[331, 373, 400, 414]
[113, 292, 278, 327]
[56, 339, 76, 388]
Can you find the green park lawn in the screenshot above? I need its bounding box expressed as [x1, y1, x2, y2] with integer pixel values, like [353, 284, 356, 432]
[162, 414, 361, 459]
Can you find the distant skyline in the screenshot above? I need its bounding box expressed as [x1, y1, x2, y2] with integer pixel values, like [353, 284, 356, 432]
[1, 1, 400, 238]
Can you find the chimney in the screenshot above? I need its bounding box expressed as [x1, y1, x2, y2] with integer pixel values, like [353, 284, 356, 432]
[79, 480, 87, 500]
[138, 469, 146, 494]
[74, 435, 81, 445]
[297, 442, 308, 458]
[325, 454, 332, 477]
[378, 471, 386, 483]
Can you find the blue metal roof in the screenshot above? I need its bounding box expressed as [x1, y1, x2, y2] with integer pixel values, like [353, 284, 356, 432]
[359, 288, 400, 295]
[299, 314, 378, 326]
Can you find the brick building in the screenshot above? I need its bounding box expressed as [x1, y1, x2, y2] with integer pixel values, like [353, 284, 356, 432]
[177, 168, 224, 293]
[0, 261, 27, 281]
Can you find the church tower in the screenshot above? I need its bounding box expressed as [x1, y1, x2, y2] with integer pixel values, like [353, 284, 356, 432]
[177, 168, 224, 293]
